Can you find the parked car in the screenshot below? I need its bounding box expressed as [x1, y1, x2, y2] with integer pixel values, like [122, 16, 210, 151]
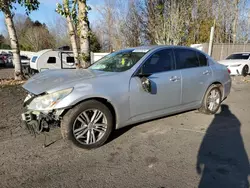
[218, 52, 250, 76]
[6, 53, 13, 64]
[21, 46, 231, 149]
[13, 55, 30, 67]
[21, 55, 30, 65]
[0, 55, 7, 67]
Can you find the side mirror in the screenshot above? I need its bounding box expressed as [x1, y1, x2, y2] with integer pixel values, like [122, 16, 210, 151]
[140, 76, 152, 93]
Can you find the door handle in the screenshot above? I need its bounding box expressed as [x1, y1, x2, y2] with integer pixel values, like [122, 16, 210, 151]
[170, 76, 180, 82]
[203, 70, 211, 75]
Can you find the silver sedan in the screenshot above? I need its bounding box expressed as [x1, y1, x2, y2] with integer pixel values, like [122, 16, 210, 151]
[22, 46, 231, 149]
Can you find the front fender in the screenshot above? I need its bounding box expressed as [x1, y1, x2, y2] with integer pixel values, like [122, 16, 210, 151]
[54, 86, 131, 129]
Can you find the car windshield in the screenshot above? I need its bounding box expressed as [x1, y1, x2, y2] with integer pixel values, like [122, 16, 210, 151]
[226, 53, 250, 60]
[88, 49, 149, 72]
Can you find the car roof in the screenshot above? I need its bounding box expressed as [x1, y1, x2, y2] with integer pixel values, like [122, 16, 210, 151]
[124, 45, 195, 51]
[230, 52, 250, 55]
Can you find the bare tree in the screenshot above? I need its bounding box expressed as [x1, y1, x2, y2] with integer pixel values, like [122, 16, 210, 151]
[232, 0, 240, 43]
[120, 0, 142, 47]
[140, 0, 193, 45]
[78, 0, 90, 68]
[56, 0, 80, 67]
[23, 25, 55, 51]
[0, 1, 39, 80]
[48, 16, 70, 48]
[0, 0, 39, 80]
[91, 0, 248, 49]
[93, 0, 126, 52]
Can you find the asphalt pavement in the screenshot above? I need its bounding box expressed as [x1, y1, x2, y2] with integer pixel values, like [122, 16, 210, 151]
[0, 77, 250, 188]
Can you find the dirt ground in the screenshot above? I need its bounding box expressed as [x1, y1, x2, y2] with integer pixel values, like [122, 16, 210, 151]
[0, 67, 14, 80]
[0, 76, 250, 188]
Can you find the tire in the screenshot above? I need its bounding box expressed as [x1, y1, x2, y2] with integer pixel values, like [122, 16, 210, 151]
[61, 100, 114, 149]
[199, 84, 222, 115]
[241, 65, 249, 77]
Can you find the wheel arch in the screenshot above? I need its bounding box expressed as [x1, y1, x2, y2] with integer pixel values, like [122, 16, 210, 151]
[211, 81, 223, 96]
[61, 97, 117, 129]
[201, 81, 224, 104]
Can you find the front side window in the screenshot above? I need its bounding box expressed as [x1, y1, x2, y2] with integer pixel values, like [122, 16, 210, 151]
[89, 49, 149, 72]
[142, 49, 175, 74]
[226, 53, 250, 60]
[175, 49, 200, 69]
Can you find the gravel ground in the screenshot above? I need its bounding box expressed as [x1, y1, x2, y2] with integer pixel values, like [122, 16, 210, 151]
[0, 66, 14, 79]
[0, 77, 250, 188]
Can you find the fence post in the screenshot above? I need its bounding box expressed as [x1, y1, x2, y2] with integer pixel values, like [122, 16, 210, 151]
[208, 26, 215, 56]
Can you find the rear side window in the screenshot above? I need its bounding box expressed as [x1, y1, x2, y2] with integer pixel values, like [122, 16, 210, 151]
[197, 52, 207, 66]
[174, 49, 199, 69]
[226, 53, 250, 60]
[142, 49, 175, 74]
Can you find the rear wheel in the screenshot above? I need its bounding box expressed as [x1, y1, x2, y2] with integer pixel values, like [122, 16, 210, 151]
[199, 85, 222, 114]
[242, 65, 249, 77]
[61, 100, 114, 149]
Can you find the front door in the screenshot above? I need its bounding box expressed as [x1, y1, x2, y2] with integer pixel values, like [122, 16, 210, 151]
[129, 49, 182, 120]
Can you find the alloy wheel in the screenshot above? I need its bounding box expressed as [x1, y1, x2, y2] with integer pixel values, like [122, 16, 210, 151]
[72, 109, 107, 145]
[207, 89, 221, 112]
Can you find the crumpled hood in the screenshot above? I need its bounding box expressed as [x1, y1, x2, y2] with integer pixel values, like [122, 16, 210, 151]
[23, 69, 115, 95]
[218, 60, 247, 66]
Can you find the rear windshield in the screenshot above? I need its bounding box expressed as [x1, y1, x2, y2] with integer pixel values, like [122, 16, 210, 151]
[226, 53, 250, 60]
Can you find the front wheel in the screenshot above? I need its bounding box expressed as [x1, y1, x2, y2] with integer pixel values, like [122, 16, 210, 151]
[199, 85, 222, 114]
[242, 65, 249, 77]
[61, 100, 114, 149]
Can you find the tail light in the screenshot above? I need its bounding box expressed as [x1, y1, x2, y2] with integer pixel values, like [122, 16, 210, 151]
[227, 68, 231, 74]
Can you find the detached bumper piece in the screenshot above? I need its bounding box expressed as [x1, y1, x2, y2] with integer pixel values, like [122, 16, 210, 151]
[21, 112, 40, 136]
[21, 111, 60, 136]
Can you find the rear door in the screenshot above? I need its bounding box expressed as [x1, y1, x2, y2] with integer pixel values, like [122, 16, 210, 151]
[174, 48, 212, 105]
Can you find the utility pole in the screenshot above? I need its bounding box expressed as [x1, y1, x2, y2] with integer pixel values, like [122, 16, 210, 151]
[208, 20, 216, 56]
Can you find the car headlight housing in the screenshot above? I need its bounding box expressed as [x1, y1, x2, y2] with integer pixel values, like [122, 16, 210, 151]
[27, 88, 73, 111]
[230, 64, 241, 67]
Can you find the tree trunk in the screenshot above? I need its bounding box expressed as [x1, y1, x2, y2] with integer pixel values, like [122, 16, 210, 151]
[4, 7, 23, 80]
[78, 0, 90, 68]
[232, 0, 239, 44]
[66, 16, 80, 67]
[64, 0, 80, 68]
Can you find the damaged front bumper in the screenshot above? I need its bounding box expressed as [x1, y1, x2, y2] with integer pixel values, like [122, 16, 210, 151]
[22, 110, 64, 135]
[21, 88, 73, 135]
[22, 106, 64, 136]
[21, 94, 64, 135]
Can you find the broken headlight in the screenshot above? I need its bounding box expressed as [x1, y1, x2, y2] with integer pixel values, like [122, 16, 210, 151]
[27, 88, 73, 111]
